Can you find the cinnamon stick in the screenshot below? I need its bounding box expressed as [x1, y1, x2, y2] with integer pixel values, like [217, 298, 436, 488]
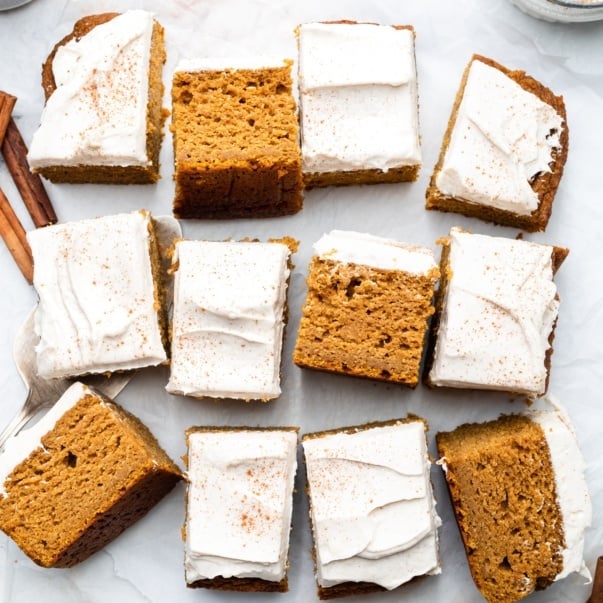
[0, 91, 16, 143]
[587, 556, 603, 603]
[0, 188, 33, 284]
[1, 118, 57, 228]
[0, 92, 34, 283]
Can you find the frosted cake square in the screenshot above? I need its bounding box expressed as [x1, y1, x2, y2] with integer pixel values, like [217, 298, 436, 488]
[27, 210, 168, 379]
[302, 418, 441, 599]
[293, 230, 439, 387]
[166, 239, 293, 401]
[184, 426, 298, 591]
[437, 406, 591, 603]
[425, 55, 568, 232]
[28, 11, 166, 184]
[297, 22, 421, 187]
[426, 227, 568, 396]
[0, 382, 182, 568]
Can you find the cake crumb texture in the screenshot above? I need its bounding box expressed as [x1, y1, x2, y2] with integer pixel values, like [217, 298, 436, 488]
[171, 63, 303, 218]
[437, 415, 564, 603]
[0, 394, 182, 568]
[294, 258, 437, 386]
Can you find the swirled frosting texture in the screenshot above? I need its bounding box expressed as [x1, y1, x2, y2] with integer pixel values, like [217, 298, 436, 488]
[27, 211, 166, 378]
[28, 10, 154, 168]
[185, 429, 298, 584]
[166, 241, 291, 400]
[435, 59, 563, 215]
[298, 22, 421, 174]
[429, 228, 559, 395]
[302, 421, 441, 590]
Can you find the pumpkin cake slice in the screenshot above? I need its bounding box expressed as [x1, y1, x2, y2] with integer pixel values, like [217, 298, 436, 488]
[0, 382, 182, 568]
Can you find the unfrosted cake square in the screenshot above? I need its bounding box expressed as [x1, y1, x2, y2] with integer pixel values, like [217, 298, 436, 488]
[27, 210, 168, 379]
[297, 22, 421, 187]
[293, 230, 439, 387]
[426, 227, 568, 396]
[302, 418, 441, 599]
[171, 58, 303, 218]
[0, 382, 182, 568]
[425, 55, 568, 232]
[184, 426, 298, 591]
[437, 406, 591, 603]
[28, 10, 166, 184]
[166, 239, 294, 401]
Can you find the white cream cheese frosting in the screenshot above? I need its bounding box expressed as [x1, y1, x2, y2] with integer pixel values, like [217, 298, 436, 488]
[27, 211, 166, 378]
[435, 59, 563, 215]
[298, 22, 421, 174]
[429, 228, 560, 395]
[185, 429, 298, 584]
[175, 57, 291, 73]
[302, 421, 441, 590]
[166, 240, 291, 401]
[529, 402, 592, 581]
[0, 383, 95, 496]
[313, 230, 437, 275]
[28, 10, 154, 168]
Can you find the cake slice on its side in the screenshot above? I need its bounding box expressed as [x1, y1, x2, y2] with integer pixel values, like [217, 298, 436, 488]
[437, 406, 591, 603]
[302, 418, 441, 599]
[28, 10, 167, 184]
[27, 210, 169, 379]
[293, 230, 439, 387]
[425, 227, 568, 396]
[166, 239, 295, 401]
[425, 55, 567, 232]
[171, 58, 303, 218]
[298, 22, 421, 188]
[0, 382, 182, 568]
[184, 426, 298, 591]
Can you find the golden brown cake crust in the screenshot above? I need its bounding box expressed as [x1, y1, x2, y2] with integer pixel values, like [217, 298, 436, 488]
[304, 164, 419, 188]
[294, 257, 438, 387]
[186, 575, 288, 593]
[425, 54, 568, 232]
[37, 13, 166, 184]
[302, 415, 426, 443]
[171, 63, 303, 219]
[0, 393, 182, 568]
[436, 415, 565, 603]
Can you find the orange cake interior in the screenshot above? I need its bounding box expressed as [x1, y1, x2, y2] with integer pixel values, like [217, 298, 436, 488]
[171, 61, 303, 219]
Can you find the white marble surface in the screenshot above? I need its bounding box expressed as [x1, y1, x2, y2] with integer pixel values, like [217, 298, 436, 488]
[0, 1, 602, 602]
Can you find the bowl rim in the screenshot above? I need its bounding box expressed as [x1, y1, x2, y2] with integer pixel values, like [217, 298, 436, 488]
[548, 0, 603, 8]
